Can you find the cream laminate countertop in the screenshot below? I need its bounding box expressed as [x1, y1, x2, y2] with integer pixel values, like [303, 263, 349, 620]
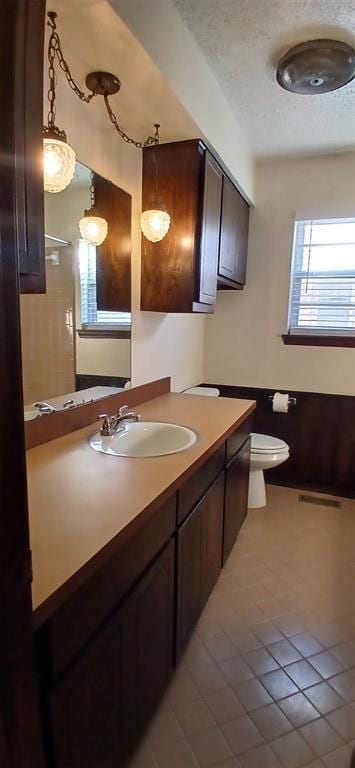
[27, 393, 255, 623]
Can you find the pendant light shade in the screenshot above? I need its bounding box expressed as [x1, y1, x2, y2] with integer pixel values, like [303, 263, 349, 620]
[43, 134, 76, 193]
[79, 172, 108, 246]
[141, 208, 171, 243]
[79, 214, 108, 246]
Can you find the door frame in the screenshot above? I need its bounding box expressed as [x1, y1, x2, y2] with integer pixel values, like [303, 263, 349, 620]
[0, 1, 44, 765]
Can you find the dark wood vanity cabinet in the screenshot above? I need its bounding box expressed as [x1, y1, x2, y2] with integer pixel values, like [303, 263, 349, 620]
[176, 473, 225, 659]
[141, 139, 250, 313]
[46, 540, 175, 768]
[16, 0, 46, 293]
[218, 177, 249, 288]
[36, 425, 252, 767]
[223, 437, 251, 565]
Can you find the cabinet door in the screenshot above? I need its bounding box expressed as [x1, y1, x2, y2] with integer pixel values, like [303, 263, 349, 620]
[95, 174, 132, 312]
[197, 153, 222, 305]
[17, 0, 46, 293]
[128, 538, 175, 747]
[223, 438, 251, 565]
[177, 474, 224, 659]
[49, 606, 128, 768]
[49, 541, 175, 768]
[218, 177, 249, 287]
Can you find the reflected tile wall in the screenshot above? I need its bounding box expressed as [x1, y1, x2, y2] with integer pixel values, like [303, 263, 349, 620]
[20, 246, 75, 404]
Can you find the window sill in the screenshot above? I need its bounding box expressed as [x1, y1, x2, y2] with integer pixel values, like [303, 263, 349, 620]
[282, 334, 355, 348]
[77, 328, 131, 340]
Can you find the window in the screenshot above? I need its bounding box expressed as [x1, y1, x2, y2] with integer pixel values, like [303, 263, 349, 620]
[78, 240, 131, 331]
[286, 218, 355, 341]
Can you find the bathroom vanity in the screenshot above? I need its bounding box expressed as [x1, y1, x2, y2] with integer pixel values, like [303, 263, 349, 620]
[27, 383, 254, 767]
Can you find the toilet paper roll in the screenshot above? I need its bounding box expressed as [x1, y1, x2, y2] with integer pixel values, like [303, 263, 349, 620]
[272, 392, 289, 413]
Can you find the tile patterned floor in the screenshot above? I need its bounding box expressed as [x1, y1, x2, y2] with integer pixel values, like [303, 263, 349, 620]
[130, 485, 355, 768]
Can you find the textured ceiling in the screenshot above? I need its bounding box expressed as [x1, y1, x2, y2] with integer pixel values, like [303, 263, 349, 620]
[173, 0, 355, 157]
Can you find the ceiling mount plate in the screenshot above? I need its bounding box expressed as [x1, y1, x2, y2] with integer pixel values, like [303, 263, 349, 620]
[85, 71, 121, 96]
[276, 39, 355, 94]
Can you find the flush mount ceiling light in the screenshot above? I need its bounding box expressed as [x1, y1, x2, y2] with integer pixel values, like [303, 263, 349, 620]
[42, 12, 161, 196]
[79, 173, 108, 246]
[276, 39, 355, 94]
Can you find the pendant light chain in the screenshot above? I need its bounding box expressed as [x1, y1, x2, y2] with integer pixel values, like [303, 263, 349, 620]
[45, 12, 160, 150]
[103, 97, 160, 148]
[89, 172, 95, 210]
[47, 13, 95, 107]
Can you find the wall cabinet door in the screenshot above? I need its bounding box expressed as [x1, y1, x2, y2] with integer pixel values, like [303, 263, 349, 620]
[197, 153, 222, 305]
[176, 474, 224, 659]
[17, 0, 46, 293]
[223, 438, 251, 565]
[48, 540, 175, 768]
[218, 177, 249, 287]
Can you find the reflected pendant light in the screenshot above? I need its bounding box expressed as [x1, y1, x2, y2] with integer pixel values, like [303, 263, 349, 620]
[43, 13, 76, 192]
[141, 125, 171, 243]
[79, 173, 108, 246]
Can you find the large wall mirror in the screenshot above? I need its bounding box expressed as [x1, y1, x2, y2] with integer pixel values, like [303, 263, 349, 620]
[20, 162, 131, 420]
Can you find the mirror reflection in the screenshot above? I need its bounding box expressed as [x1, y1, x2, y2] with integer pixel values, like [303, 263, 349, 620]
[20, 162, 131, 420]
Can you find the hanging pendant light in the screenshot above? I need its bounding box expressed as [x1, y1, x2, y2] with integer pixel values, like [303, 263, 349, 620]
[79, 173, 108, 246]
[43, 127, 76, 194]
[141, 125, 171, 243]
[43, 13, 76, 192]
[141, 206, 171, 243]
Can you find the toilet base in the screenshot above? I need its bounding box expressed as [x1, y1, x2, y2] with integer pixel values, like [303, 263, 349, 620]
[248, 469, 266, 509]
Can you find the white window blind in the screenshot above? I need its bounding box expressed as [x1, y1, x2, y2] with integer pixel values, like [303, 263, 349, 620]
[288, 218, 355, 336]
[78, 240, 131, 329]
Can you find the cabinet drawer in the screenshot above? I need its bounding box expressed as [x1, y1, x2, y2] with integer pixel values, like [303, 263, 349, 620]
[226, 415, 253, 463]
[37, 494, 177, 680]
[177, 445, 225, 525]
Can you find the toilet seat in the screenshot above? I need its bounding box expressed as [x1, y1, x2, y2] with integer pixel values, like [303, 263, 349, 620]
[251, 433, 288, 454]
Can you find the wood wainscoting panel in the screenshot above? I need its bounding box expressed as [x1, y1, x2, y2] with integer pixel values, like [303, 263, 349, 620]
[202, 384, 355, 498]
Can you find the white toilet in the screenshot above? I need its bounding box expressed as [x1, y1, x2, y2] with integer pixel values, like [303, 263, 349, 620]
[184, 386, 220, 397]
[248, 433, 289, 509]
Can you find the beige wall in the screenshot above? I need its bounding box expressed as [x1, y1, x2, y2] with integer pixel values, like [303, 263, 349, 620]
[112, 0, 255, 202]
[56, 31, 205, 392]
[204, 152, 355, 396]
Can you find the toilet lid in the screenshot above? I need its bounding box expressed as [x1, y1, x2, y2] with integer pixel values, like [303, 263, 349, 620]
[184, 387, 220, 397]
[251, 433, 288, 453]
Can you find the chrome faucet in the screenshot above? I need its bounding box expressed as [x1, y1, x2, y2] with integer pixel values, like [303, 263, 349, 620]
[34, 401, 57, 414]
[98, 404, 141, 437]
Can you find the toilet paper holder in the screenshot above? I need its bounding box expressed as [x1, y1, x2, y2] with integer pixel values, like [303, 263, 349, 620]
[268, 395, 297, 406]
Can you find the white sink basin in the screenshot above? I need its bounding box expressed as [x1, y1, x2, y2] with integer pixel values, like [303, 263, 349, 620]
[89, 421, 197, 458]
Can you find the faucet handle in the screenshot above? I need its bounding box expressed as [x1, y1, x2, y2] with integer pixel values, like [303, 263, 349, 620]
[118, 404, 130, 416]
[97, 414, 112, 436]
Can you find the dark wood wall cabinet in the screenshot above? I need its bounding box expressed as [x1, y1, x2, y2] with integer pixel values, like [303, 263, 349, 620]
[141, 140, 250, 313]
[17, 0, 46, 294]
[35, 424, 252, 767]
[94, 174, 132, 313]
